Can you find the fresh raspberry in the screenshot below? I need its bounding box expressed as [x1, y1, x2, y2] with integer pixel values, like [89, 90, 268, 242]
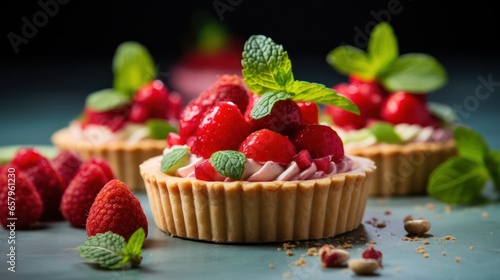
[129, 104, 149, 123]
[51, 150, 83, 190]
[132, 80, 171, 121]
[83, 105, 130, 132]
[60, 163, 109, 228]
[296, 101, 319, 125]
[247, 99, 302, 136]
[238, 129, 297, 164]
[11, 148, 64, 220]
[0, 165, 43, 229]
[194, 160, 225, 181]
[80, 158, 115, 181]
[290, 124, 345, 163]
[380, 91, 433, 126]
[178, 75, 250, 143]
[362, 246, 383, 266]
[324, 80, 384, 130]
[192, 102, 251, 159]
[86, 179, 148, 241]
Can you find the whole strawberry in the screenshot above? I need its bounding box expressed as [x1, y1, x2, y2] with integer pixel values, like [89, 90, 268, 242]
[11, 148, 64, 220]
[0, 165, 43, 229]
[86, 179, 148, 241]
[239, 129, 297, 164]
[83, 105, 130, 132]
[247, 99, 302, 136]
[61, 163, 109, 228]
[291, 124, 345, 163]
[51, 150, 83, 190]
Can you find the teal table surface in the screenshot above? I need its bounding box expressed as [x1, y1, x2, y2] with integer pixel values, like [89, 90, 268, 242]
[0, 194, 499, 280]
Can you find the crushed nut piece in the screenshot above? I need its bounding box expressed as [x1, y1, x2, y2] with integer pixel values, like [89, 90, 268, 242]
[370, 240, 377, 244]
[444, 235, 456, 241]
[423, 253, 430, 258]
[469, 246, 474, 251]
[442, 251, 447, 256]
[294, 257, 306, 267]
[376, 222, 386, 228]
[455, 257, 461, 263]
[416, 246, 427, 254]
[384, 210, 392, 215]
[286, 250, 294, 256]
[424, 241, 430, 245]
[306, 248, 318, 256]
[269, 264, 275, 269]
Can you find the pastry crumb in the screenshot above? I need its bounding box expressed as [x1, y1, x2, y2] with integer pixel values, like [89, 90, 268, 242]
[442, 251, 447, 256]
[286, 250, 294, 256]
[391, 232, 396, 236]
[423, 253, 430, 258]
[293, 257, 306, 267]
[283, 272, 291, 279]
[313, 242, 322, 247]
[445, 205, 452, 213]
[376, 222, 387, 228]
[424, 241, 430, 245]
[469, 246, 474, 251]
[384, 210, 392, 215]
[416, 246, 427, 254]
[394, 267, 401, 273]
[444, 235, 456, 241]
[370, 240, 377, 244]
[426, 203, 435, 211]
[306, 248, 318, 256]
[338, 243, 353, 249]
[455, 257, 461, 263]
[269, 263, 275, 269]
[277, 248, 282, 251]
[404, 215, 414, 223]
[482, 212, 489, 219]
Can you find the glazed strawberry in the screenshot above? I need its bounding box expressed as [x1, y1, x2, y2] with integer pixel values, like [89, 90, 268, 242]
[293, 149, 313, 169]
[380, 91, 433, 126]
[80, 158, 115, 181]
[167, 132, 182, 147]
[60, 163, 109, 228]
[194, 160, 225, 181]
[129, 104, 149, 123]
[324, 80, 384, 130]
[239, 129, 297, 164]
[51, 150, 83, 190]
[11, 148, 64, 220]
[296, 102, 319, 125]
[132, 80, 171, 122]
[84, 105, 130, 132]
[86, 179, 148, 241]
[166, 91, 183, 121]
[243, 92, 260, 121]
[179, 75, 250, 143]
[192, 102, 251, 158]
[314, 156, 331, 173]
[291, 124, 344, 163]
[247, 99, 302, 135]
[0, 166, 43, 229]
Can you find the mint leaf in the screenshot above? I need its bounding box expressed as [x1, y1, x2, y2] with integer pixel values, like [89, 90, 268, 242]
[368, 22, 398, 76]
[147, 119, 177, 140]
[326, 46, 374, 80]
[367, 122, 403, 144]
[85, 89, 130, 112]
[210, 150, 246, 180]
[380, 53, 447, 93]
[113, 41, 157, 97]
[77, 231, 127, 269]
[250, 91, 294, 119]
[242, 35, 294, 94]
[428, 102, 459, 123]
[486, 151, 500, 192]
[453, 126, 489, 163]
[427, 157, 489, 204]
[287, 81, 359, 114]
[161, 147, 190, 174]
[122, 228, 145, 268]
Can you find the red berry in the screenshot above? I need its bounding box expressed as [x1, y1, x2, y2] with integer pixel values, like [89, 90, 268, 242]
[380, 91, 433, 126]
[0, 166, 43, 229]
[292, 149, 313, 169]
[239, 129, 297, 164]
[247, 99, 302, 135]
[60, 163, 108, 228]
[51, 150, 83, 190]
[11, 148, 64, 220]
[324, 80, 384, 130]
[166, 91, 183, 121]
[194, 160, 225, 181]
[129, 104, 149, 123]
[362, 246, 383, 266]
[319, 245, 350, 267]
[192, 102, 251, 159]
[179, 102, 204, 144]
[134, 80, 170, 108]
[80, 158, 115, 182]
[291, 125, 344, 163]
[167, 132, 182, 147]
[86, 179, 148, 241]
[313, 156, 331, 173]
[84, 106, 130, 132]
[297, 102, 319, 125]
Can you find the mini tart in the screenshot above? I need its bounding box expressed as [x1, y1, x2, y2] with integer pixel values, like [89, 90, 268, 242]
[140, 155, 375, 243]
[347, 139, 456, 196]
[51, 128, 165, 191]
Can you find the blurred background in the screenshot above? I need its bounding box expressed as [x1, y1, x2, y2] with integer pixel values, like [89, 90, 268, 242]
[1, 0, 499, 147]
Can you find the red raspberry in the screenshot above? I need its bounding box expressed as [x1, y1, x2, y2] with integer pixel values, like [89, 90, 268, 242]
[133, 80, 171, 121]
[247, 99, 302, 136]
[86, 179, 148, 241]
[60, 163, 109, 228]
[11, 148, 64, 220]
[80, 158, 115, 182]
[296, 102, 319, 125]
[0, 166, 43, 229]
[129, 103, 149, 123]
[51, 150, 83, 190]
[178, 75, 250, 143]
[380, 91, 433, 126]
[291, 125, 344, 163]
[192, 102, 251, 159]
[83, 106, 130, 132]
[238, 129, 297, 164]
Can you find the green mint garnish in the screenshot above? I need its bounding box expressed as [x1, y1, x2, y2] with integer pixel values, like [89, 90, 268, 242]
[427, 102, 459, 124]
[250, 91, 293, 119]
[367, 122, 403, 144]
[113, 41, 157, 98]
[85, 89, 130, 112]
[327, 22, 447, 93]
[428, 126, 500, 204]
[146, 119, 177, 140]
[242, 35, 358, 119]
[209, 150, 246, 180]
[77, 228, 145, 269]
[161, 147, 190, 175]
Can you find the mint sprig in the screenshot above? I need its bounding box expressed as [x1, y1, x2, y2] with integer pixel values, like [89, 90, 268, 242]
[85, 89, 130, 112]
[161, 147, 190, 175]
[367, 122, 403, 144]
[242, 35, 359, 119]
[428, 126, 500, 204]
[327, 22, 447, 93]
[209, 150, 246, 180]
[77, 228, 145, 269]
[147, 119, 177, 140]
